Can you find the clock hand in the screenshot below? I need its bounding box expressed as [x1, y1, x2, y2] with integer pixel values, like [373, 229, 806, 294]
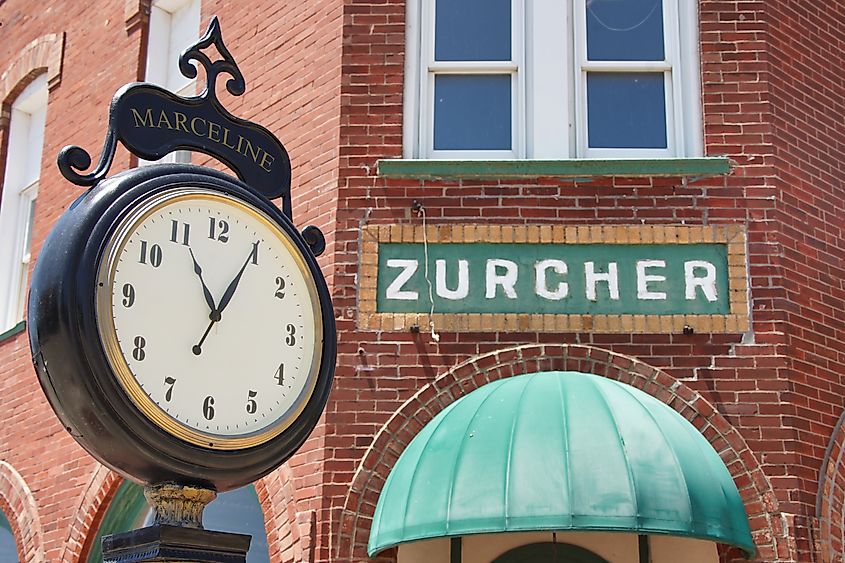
[192, 318, 216, 356]
[216, 241, 258, 315]
[188, 247, 219, 320]
[191, 242, 257, 355]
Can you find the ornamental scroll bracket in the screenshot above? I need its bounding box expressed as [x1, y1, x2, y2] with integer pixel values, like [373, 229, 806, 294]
[57, 16, 295, 219]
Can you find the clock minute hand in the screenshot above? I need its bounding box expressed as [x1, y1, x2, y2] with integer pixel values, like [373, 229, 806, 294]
[217, 241, 258, 316]
[188, 247, 218, 317]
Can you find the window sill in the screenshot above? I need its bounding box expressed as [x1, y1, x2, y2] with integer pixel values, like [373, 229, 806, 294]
[0, 320, 25, 343]
[377, 157, 732, 180]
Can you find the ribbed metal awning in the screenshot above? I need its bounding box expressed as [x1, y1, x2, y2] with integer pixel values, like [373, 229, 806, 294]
[368, 371, 755, 558]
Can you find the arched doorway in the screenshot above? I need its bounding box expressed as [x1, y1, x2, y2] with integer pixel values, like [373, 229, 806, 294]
[492, 542, 610, 563]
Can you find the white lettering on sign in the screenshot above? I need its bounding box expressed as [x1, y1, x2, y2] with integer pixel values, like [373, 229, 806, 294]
[535, 259, 569, 300]
[385, 259, 419, 300]
[685, 260, 718, 302]
[436, 259, 469, 300]
[636, 260, 667, 300]
[486, 259, 518, 299]
[585, 262, 620, 301]
[380, 256, 725, 308]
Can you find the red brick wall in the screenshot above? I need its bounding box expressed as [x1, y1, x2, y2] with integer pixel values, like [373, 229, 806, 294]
[764, 6, 845, 559]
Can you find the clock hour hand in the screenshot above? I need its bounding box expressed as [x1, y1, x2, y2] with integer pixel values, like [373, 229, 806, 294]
[188, 247, 219, 319]
[216, 241, 258, 315]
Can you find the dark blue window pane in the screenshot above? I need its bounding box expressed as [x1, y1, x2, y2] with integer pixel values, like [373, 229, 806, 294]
[0, 512, 17, 563]
[587, 0, 664, 61]
[587, 73, 667, 149]
[435, 0, 511, 61]
[434, 75, 512, 151]
[205, 487, 270, 563]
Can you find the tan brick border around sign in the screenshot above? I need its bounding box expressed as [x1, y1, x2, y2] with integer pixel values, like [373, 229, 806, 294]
[358, 224, 750, 334]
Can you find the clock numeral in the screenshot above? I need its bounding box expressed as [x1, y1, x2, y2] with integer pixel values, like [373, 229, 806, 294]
[246, 390, 258, 414]
[138, 240, 162, 267]
[203, 396, 215, 420]
[208, 218, 229, 243]
[275, 276, 285, 299]
[170, 220, 190, 245]
[164, 376, 176, 402]
[132, 336, 146, 361]
[285, 324, 296, 346]
[250, 241, 259, 265]
[122, 283, 135, 307]
[274, 363, 284, 386]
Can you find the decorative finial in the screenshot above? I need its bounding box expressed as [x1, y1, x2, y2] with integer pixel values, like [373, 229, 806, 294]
[179, 16, 246, 99]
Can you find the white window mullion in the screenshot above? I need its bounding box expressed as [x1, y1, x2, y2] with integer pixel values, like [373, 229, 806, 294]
[528, 0, 571, 158]
[677, 0, 702, 156]
[663, 0, 682, 156]
[13, 183, 37, 323]
[417, 0, 435, 158]
[428, 61, 518, 73]
[573, 0, 588, 158]
[513, 0, 526, 158]
[580, 60, 673, 72]
[402, 0, 422, 158]
[665, 70, 678, 157]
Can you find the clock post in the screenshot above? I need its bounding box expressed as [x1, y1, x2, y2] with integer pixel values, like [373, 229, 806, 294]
[28, 17, 336, 563]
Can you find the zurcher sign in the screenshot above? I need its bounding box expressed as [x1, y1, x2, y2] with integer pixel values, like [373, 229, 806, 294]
[358, 224, 749, 334]
[378, 243, 727, 316]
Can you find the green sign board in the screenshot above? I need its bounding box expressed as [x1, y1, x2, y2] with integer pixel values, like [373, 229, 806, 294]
[376, 243, 730, 315]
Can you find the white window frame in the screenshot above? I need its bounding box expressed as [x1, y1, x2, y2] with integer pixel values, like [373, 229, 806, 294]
[404, 0, 702, 160]
[412, 0, 525, 159]
[0, 74, 48, 332]
[142, 0, 201, 165]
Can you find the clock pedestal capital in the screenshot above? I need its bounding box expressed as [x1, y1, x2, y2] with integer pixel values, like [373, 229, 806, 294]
[102, 524, 251, 563]
[144, 483, 217, 528]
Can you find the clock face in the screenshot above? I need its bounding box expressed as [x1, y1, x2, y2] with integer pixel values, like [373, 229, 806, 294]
[95, 188, 323, 450]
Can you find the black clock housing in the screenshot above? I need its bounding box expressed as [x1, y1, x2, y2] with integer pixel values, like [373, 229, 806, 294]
[28, 164, 336, 492]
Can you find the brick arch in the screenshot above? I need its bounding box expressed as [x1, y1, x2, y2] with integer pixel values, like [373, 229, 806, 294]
[257, 462, 311, 562]
[0, 461, 44, 562]
[0, 32, 65, 189]
[0, 33, 64, 107]
[336, 344, 784, 562]
[59, 465, 121, 563]
[59, 464, 306, 563]
[817, 409, 845, 563]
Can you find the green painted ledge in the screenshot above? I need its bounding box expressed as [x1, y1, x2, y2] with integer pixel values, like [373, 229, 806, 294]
[0, 321, 25, 343]
[377, 157, 733, 180]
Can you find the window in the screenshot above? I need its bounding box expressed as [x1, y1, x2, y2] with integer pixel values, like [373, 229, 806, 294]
[0, 74, 47, 332]
[143, 0, 201, 165]
[404, 0, 701, 159]
[0, 511, 18, 562]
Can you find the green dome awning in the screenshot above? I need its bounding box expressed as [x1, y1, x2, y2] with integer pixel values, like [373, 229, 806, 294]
[368, 371, 755, 558]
